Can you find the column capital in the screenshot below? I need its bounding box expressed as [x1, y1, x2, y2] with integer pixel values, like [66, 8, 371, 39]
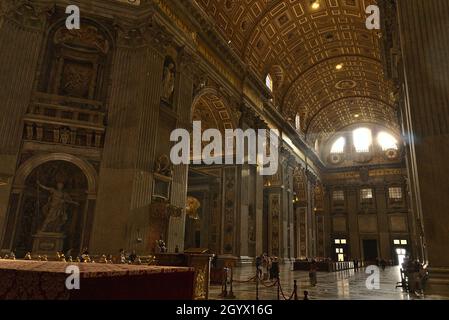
[114, 17, 173, 53]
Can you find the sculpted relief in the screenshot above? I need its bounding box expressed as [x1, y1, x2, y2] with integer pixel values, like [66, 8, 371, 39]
[161, 58, 176, 103]
[37, 181, 79, 233]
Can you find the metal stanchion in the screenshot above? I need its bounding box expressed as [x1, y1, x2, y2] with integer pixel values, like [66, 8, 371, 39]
[219, 267, 228, 298]
[255, 268, 259, 300]
[277, 278, 280, 300]
[294, 280, 298, 300]
[225, 267, 236, 299]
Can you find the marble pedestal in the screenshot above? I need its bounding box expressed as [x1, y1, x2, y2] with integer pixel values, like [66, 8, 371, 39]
[32, 232, 65, 258]
[427, 268, 449, 296]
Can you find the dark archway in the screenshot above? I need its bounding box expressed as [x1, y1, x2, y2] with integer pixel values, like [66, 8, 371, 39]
[12, 161, 88, 257]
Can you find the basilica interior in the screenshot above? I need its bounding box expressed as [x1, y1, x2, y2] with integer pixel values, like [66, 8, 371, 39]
[0, 0, 448, 300]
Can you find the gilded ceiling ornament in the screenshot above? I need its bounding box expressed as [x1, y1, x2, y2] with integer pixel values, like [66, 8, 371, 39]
[186, 196, 201, 220]
[196, 0, 398, 138]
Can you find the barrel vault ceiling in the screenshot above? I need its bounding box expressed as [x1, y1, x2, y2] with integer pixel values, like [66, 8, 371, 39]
[193, 0, 399, 144]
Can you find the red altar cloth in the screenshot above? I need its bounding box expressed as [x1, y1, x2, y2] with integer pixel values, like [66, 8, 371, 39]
[0, 260, 194, 300]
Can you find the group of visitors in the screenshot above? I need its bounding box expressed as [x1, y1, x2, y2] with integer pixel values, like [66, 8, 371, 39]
[256, 253, 280, 280]
[256, 254, 318, 287]
[402, 256, 428, 295]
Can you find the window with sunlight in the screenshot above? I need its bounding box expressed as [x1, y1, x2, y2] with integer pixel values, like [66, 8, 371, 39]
[378, 132, 398, 151]
[330, 137, 345, 154]
[295, 113, 301, 131]
[266, 74, 273, 92]
[353, 128, 372, 153]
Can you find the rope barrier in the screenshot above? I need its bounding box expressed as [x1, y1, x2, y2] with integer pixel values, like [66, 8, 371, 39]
[278, 279, 295, 300]
[221, 268, 298, 301]
[233, 275, 257, 283]
[257, 275, 279, 288]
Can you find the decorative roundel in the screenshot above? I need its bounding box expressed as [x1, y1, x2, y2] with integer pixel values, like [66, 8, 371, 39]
[329, 153, 343, 164]
[335, 80, 357, 90]
[385, 148, 399, 160]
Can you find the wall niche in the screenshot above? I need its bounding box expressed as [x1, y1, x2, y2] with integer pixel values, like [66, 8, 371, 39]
[38, 20, 113, 110]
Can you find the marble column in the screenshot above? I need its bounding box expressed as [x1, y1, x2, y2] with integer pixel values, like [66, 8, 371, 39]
[221, 166, 238, 255]
[0, 3, 48, 249]
[284, 164, 295, 261]
[376, 185, 390, 260]
[166, 49, 195, 253]
[288, 174, 295, 261]
[306, 178, 315, 257]
[323, 186, 332, 259]
[255, 165, 264, 256]
[347, 187, 361, 259]
[238, 164, 250, 259]
[90, 23, 172, 254]
[396, 0, 449, 294]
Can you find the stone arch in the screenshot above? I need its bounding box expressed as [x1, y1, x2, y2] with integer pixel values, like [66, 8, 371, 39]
[1, 154, 98, 257]
[14, 153, 97, 196]
[192, 88, 238, 132]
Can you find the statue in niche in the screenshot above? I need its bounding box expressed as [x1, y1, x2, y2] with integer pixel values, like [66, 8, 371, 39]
[161, 61, 176, 103]
[154, 154, 173, 178]
[37, 180, 79, 233]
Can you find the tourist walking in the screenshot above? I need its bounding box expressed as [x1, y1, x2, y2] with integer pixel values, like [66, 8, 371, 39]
[309, 259, 318, 286]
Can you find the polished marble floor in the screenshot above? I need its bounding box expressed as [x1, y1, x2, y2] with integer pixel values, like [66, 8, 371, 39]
[209, 264, 448, 300]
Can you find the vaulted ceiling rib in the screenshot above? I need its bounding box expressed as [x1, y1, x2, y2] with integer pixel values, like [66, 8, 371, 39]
[195, 0, 398, 143]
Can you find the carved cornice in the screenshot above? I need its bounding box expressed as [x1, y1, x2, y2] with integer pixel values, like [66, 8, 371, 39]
[114, 13, 173, 52]
[1, 0, 54, 31]
[178, 46, 199, 74]
[174, 0, 246, 79]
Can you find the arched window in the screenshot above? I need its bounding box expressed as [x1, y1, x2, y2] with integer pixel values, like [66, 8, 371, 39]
[315, 139, 319, 152]
[330, 137, 345, 154]
[295, 113, 301, 131]
[377, 132, 398, 151]
[353, 128, 372, 153]
[265, 74, 273, 92]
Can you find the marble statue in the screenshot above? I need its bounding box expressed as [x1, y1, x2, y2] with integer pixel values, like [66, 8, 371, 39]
[37, 180, 79, 233]
[161, 62, 175, 102]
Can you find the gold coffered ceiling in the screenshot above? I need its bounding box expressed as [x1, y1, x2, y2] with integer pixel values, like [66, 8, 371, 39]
[194, 0, 398, 143]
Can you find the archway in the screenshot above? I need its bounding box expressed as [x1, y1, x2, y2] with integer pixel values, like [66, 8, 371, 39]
[185, 90, 239, 255]
[1, 154, 97, 258]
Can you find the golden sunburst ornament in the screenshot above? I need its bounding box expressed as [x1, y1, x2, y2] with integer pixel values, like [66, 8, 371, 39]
[186, 196, 201, 220]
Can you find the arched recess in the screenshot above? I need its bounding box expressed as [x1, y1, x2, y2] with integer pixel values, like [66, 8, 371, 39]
[190, 88, 240, 160]
[192, 88, 238, 131]
[13, 153, 97, 195]
[186, 89, 240, 255]
[1, 153, 98, 257]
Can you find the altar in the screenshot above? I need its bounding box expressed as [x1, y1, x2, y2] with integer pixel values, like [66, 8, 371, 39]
[0, 260, 195, 300]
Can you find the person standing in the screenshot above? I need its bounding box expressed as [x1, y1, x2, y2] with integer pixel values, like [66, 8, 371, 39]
[303, 291, 309, 300]
[270, 257, 280, 280]
[353, 258, 359, 272]
[309, 259, 318, 287]
[255, 254, 263, 278]
[380, 259, 387, 271]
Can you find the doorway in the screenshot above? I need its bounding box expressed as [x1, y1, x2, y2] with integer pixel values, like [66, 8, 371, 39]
[395, 248, 406, 267]
[362, 239, 378, 264]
